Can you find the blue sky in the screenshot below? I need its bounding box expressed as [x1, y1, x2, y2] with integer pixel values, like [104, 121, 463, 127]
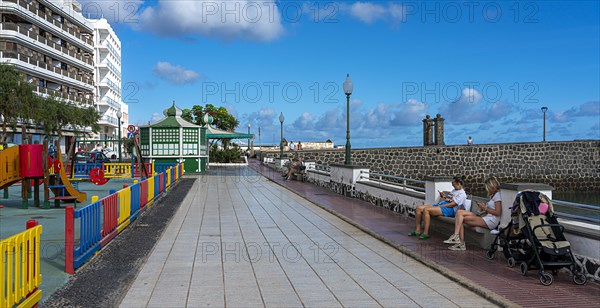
[82, 1, 599, 147]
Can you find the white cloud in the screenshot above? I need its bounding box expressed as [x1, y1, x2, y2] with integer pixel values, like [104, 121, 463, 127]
[349, 2, 406, 25]
[136, 1, 284, 41]
[551, 101, 599, 123]
[152, 62, 201, 85]
[150, 112, 162, 122]
[78, 0, 144, 23]
[390, 99, 428, 126]
[292, 112, 315, 130]
[460, 88, 483, 104]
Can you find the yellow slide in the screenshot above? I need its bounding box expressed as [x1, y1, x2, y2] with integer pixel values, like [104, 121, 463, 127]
[54, 149, 87, 203]
[0, 146, 22, 189]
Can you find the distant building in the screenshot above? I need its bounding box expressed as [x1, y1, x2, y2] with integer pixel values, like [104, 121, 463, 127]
[300, 139, 334, 150]
[90, 17, 128, 146]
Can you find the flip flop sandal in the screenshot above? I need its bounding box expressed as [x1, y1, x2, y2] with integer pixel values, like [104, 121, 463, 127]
[418, 234, 430, 240]
[407, 231, 420, 237]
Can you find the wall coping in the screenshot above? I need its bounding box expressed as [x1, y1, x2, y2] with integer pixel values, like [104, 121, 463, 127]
[357, 180, 425, 199]
[257, 140, 599, 153]
[424, 176, 453, 182]
[330, 163, 369, 169]
[500, 183, 554, 191]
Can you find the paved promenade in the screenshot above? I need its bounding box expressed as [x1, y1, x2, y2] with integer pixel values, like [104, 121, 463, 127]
[120, 167, 494, 307]
[249, 160, 600, 307]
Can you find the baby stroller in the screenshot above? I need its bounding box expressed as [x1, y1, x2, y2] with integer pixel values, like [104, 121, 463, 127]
[486, 191, 587, 286]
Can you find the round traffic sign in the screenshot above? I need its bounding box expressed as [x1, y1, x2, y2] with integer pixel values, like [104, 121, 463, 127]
[127, 125, 136, 133]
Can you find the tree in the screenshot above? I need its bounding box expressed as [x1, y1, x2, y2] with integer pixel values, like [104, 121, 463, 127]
[0, 63, 35, 143]
[183, 104, 239, 132]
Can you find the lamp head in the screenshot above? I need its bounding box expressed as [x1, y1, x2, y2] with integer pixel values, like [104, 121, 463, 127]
[279, 112, 285, 123]
[116, 110, 122, 119]
[541, 106, 548, 113]
[343, 74, 353, 95]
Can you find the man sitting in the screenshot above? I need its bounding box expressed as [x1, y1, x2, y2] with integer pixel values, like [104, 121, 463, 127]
[283, 157, 304, 181]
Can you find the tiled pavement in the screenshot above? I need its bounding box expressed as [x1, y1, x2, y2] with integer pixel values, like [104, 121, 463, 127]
[120, 166, 496, 307]
[249, 160, 600, 308]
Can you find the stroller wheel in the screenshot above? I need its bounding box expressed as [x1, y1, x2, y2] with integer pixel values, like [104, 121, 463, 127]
[573, 273, 587, 285]
[520, 262, 528, 276]
[485, 250, 496, 260]
[540, 272, 554, 286]
[507, 257, 516, 267]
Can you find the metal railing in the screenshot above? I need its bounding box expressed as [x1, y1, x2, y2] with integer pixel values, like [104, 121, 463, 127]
[314, 164, 331, 173]
[552, 200, 600, 225]
[359, 171, 426, 192]
[7, 0, 94, 47]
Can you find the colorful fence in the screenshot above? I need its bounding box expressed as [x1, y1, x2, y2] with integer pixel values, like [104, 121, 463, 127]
[0, 222, 43, 308]
[65, 163, 184, 274]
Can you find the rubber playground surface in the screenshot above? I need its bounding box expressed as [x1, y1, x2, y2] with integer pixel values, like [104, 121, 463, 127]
[0, 178, 137, 302]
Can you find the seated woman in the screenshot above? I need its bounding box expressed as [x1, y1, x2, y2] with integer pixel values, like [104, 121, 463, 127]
[283, 157, 303, 181]
[408, 176, 467, 240]
[445, 176, 502, 251]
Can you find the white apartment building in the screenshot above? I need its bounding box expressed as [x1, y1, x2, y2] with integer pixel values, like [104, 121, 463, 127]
[0, 0, 95, 146]
[1, 1, 130, 155]
[90, 17, 128, 148]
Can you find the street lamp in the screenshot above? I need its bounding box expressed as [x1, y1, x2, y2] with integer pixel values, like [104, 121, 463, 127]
[116, 109, 122, 162]
[279, 112, 285, 159]
[247, 123, 251, 153]
[343, 74, 354, 165]
[541, 106, 548, 142]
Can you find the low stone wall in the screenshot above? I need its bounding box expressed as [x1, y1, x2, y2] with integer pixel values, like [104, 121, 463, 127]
[259, 140, 600, 193]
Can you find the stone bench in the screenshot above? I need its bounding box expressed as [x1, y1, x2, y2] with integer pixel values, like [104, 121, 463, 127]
[428, 199, 497, 248]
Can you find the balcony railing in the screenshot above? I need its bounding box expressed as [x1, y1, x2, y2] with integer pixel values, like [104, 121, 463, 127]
[0, 50, 95, 88]
[0, 23, 94, 67]
[104, 41, 121, 62]
[33, 86, 94, 106]
[99, 96, 121, 109]
[3, 0, 94, 48]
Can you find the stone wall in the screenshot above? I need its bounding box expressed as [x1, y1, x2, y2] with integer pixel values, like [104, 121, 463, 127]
[259, 140, 600, 193]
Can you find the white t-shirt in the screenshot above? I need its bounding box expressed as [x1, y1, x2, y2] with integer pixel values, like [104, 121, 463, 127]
[289, 142, 295, 151]
[483, 192, 502, 229]
[486, 192, 501, 211]
[451, 189, 467, 207]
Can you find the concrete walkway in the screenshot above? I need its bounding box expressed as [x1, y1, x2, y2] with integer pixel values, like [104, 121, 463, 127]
[120, 167, 494, 307]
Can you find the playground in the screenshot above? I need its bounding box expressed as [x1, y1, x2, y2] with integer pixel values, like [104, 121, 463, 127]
[0, 139, 184, 307]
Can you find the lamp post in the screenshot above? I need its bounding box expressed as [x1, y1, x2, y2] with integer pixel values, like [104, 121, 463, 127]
[116, 110, 122, 162]
[279, 112, 285, 159]
[541, 106, 548, 142]
[247, 123, 251, 154]
[343, 74, 353, 165]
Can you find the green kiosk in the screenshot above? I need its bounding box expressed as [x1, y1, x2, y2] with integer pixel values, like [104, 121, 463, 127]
[139, 103, 255, 173]
[139, 104, 207, 174]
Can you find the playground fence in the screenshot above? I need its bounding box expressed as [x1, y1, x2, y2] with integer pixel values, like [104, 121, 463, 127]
[65, 163, 184, 274]
[0, 222, 43, 308]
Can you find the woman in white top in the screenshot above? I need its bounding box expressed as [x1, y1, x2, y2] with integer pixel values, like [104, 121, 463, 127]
[445, 177, 502, 251]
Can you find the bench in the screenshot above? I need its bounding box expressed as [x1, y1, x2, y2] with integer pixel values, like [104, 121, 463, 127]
[429, 199, 497, 248]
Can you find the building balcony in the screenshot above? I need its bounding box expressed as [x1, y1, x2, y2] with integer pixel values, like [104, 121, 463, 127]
[0, 23, 94, 68]
[99, 115, 119, 127]
[34, 86, 94, 106]
[1, 50, 95, 91]
[1, 0, 93, 52]
[97, 96, 121, 109]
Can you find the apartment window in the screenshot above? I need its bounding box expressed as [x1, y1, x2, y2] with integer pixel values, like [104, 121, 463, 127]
[61, 63, 67, 71]
[39, 29, 47, 38]
[39, 78, 46, 88]
[39, 3, 46, 12]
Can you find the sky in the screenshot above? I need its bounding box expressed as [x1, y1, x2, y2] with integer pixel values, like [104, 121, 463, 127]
[80, 0, 599, 147]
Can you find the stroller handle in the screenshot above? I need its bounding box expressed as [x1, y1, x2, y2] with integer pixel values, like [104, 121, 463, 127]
[532, 223, 564, 233]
